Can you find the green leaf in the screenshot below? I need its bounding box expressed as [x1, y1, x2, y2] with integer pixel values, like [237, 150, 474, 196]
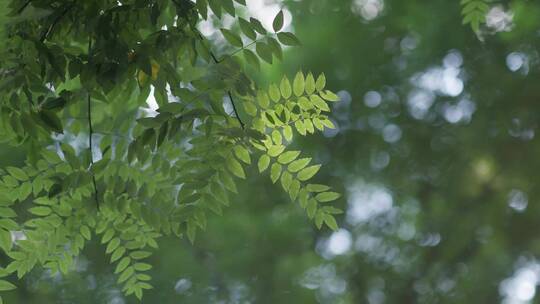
[267, 145, 285, 157]
[283, 125, 293, 141]
[0, 219, 18, 230]
[28, 206, 51, 216]
[130, 251, 152, 260]
[106, 237, 121, 254]
[316, 73, 326, 91]
[315, 192, 341, 202]
[0, 229, 12, 252]
[39, 110, 63, 133]
[133, 263, 152, 271]
[277, 32, 301, 46]
[243, 49, 260, 70]
[288, 158, 311, 173]
[315, 211, 325, 229]
[239, 17, 257, 40]
[258, 155, 270, 172]
[257, 90, 270, 108]
[305, 73, 315, 94]
[280, 76, 292, 99]
[324, 214, 339, 231]
[294, 119, 306, 135]
[243, 101, 258, 117]
[220, 28, 243, 47]
[269, 84, 281, 102]
[270, 163, 281, 183]
[271, 130, 282, 145]
[187, 221, 196, 243]
[233, 146, 251, 164]
[80, 225, 91, 240]
[306, 198, 317, 218]
[273, 10, 284, 32]
[277, 151, 300, 164]
[311, 95, 330, 111]
[306, 184, 330, 192]
[227, 157, 246, 179]
[0, 280, 16, 291]
[6, 167, 28, 181]
[102, 228, 115, 244]
[118, 266, 134, 283]
[297, 165, 321, 181]
[111, 247, 126, 263]
[289, 180, 301, 200]
[280, 171, 293, 191]
[320, 90, 340, 102]
[41, 97, 66, 111]
[115, 257, 131, 274]
[256, 42, 273, 64]
[293, 72, 304, 96]
[250, 17, 267, 34]
[267, 37, 282, 61]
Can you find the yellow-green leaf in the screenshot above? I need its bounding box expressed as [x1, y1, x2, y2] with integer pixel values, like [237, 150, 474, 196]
[267, 145, 285, 157]
[310, 95, 329, 111]
[297, 165, 321, 181]
[316, 73, 326, 91]
[305, 73, 315, 94]
[258, 155, 270, 172]
[324, 214, 339, 231]
[293, 72, 304, 96]
[115, 257, 131, 274]
[288, 158, 311, 173]
[280, 76, 292, 99]
[278, 151, 300, 164]
[233, 146, 251, 164]
[0, 280, 16, 291]
[315, 192, 341, 202]
[227, 157, 246, 179]
[270, 163, 281, 183]
[269, 84, 280, 102]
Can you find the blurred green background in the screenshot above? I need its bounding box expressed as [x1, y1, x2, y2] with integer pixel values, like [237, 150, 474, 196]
[3, 0, 540, 303]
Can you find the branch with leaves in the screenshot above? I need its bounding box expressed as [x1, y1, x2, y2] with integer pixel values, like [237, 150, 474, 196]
[0, 0, 341, 301]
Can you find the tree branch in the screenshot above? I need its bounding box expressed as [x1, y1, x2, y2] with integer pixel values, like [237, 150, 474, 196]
[88, 92, 100, 211]
[87, 36, 100, 210]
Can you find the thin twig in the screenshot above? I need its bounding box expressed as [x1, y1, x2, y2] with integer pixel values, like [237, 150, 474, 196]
[194, 30, 245, 129]
[17, 0, 32, 14]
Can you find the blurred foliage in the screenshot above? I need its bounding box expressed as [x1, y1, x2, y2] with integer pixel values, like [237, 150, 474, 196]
[2, 0, 540, 303]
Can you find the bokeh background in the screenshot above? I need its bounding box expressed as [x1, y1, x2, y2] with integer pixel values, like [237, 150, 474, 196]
[3, 0, 540, 303]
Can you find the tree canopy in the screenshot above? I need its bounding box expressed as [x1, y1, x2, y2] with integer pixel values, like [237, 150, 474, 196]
[0, 0, 341, 301]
